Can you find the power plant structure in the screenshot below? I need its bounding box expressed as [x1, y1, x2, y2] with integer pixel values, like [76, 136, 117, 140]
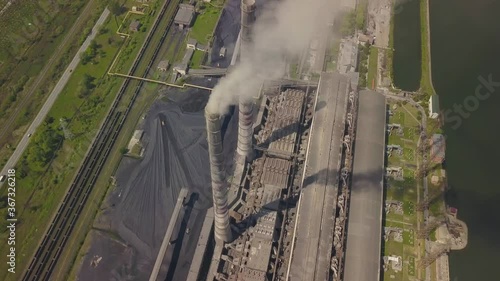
[205, 110, 233, 243]
[204, 0, 258, 243]
[195, 1, 369, 281]
[236, 0, 257, 165]
[240, 0, 256, 58]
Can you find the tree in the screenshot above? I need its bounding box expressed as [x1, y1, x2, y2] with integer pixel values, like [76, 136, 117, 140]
[119, 147, 129, 155]
[110, 1, 123, 27]
[110, 1, 122, 17]
[77, 74, 95, 98]
[82, 74, 95, 90]
[27, 125, 63, 171]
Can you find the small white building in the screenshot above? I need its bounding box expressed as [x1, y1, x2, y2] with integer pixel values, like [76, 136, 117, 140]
[219, 47, 226, 58]
[429, 94, 440, 119]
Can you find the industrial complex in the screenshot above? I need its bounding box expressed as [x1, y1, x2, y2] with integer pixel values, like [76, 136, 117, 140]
[1, 0, 469, 280]
[185, 1, 387, 281]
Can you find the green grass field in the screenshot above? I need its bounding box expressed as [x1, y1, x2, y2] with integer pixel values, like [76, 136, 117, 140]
[0, 0, 101, 168]
[190, 49, 206, 68]
[190, 3, 223, 44]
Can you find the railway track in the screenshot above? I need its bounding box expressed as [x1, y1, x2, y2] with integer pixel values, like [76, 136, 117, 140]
[21, 0, 182, 279]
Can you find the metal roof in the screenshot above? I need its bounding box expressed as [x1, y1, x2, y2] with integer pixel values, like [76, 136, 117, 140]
[174, 4, 194, 25]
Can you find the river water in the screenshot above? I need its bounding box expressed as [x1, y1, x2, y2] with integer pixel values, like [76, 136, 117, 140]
[392, 0, 421, 90]
[430, 0, 500, 280]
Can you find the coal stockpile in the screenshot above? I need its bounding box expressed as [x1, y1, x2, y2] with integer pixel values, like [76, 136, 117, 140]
[78, 89, 218, 280]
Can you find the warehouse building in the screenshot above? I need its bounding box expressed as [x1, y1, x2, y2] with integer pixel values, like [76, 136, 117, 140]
[174, 4, 195, 29]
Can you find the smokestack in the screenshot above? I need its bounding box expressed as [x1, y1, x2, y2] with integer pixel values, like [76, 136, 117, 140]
[236, 0, 256, 165]
[205, 110, 233, 242]
[236, 101, 254, 163]
[240, 0, 256, 57]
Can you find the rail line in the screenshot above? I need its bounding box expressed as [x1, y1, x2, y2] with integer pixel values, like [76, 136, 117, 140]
[21, 0, 182, 279]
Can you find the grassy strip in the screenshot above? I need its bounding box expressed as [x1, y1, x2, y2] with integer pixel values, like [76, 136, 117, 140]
[0, 3, 154, 279]
[367, 47, 379, 89]
[190, 2, 223, 44]
[419, 0, 434, 96]
[190, 50, 206, 68]
[357, 43, 370, 88]
[383, 100, 423, 281]
[386, 0, 396, 88]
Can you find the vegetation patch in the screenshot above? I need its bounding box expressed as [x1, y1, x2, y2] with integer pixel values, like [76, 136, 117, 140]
[408, 256, 416, 276]
[0, 4, 153, 276]
[367, 47, 378, 89]
[403, 229, 415, 246]
[357, 43, 370, 87]
[190, 2, 223, 45]
[190, 49, 206, 68]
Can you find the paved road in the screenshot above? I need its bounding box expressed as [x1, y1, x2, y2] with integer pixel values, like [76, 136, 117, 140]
[0, 8, 110, 185]
[343, 90, 386, 281]
[289, 73, 349, 281]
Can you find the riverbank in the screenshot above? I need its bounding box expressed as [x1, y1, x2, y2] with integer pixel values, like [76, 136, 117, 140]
[379, 0, 469, 280]
[420, 0, 435, 96]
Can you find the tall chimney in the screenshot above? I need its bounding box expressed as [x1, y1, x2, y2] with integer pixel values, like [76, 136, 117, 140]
[236, 101, 254, 163]
[240, 0, 256, 58]
[237, 0, 256, 165]
[205, 110, 232, 242]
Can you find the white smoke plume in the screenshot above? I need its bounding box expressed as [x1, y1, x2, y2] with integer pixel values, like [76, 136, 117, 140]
[206, 0, 335, 114]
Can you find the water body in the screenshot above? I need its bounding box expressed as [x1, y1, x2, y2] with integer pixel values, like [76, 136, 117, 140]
[392, 0, 421, 91]
[430, 0, 500, 280]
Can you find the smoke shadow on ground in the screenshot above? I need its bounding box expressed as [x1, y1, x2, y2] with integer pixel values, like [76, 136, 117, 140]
[315, 100, 327, 112]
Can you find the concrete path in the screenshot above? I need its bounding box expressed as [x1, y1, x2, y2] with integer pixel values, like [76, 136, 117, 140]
[0, 8, 110, 185]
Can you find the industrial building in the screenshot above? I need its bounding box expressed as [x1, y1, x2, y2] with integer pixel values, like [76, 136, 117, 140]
[186, 2, 387, 281]
[429, 94, 440, 119]
[203, 80, 318, 281]
[343, 90, 386, 281]
[174, 4, 195, 29]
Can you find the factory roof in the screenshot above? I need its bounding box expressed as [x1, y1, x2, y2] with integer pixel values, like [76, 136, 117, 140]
[243, 209, 279, 279]
[174, 4, 195, 26]
[238, 267, 267, 281]
[246, 239, 273, 271]
[187, 38, 197, 47]
[344, 90, 386, 281]
[260, 158, 290, 189]
[430, 94, 440, 115]
[338, 39, 358, 74]
[182, 48, 195, 65]
[266, 89, 305, 158]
